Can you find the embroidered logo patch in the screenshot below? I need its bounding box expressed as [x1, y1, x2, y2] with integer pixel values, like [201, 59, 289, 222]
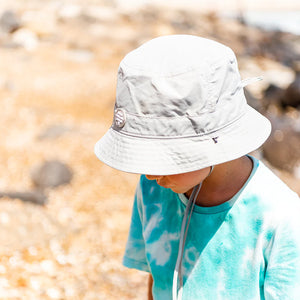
[114, 108, 126, 128]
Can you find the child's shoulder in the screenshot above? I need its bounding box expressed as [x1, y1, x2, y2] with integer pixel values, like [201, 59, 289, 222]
[246, 157, 300, 217]
[252, 158, 298, 199]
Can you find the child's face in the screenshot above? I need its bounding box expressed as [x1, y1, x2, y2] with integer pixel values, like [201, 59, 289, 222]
[145, 167, 211, 194]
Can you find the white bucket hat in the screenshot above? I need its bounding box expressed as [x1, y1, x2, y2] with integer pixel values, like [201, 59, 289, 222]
[94, 35, 271, 175]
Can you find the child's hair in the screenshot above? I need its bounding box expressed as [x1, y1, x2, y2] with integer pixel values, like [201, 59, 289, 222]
[94, 35, 271, 174]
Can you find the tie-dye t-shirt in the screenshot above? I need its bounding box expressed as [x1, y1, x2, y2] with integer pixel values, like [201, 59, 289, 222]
[123, 157, 300, 300]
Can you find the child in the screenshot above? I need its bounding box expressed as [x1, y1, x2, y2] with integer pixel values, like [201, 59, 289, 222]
[94, 35, 300, 300]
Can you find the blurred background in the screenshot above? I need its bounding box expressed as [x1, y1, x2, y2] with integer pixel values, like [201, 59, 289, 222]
[0, 0, 299, 299]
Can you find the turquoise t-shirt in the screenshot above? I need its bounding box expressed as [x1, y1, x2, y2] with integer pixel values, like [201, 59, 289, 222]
[123, 157, 300, 299]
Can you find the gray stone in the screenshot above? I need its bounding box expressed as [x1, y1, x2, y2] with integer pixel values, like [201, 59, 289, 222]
[244, 88, 262, 112]
[58, 4, 82, 20]
[281, 69, 300, 109]
[31, 160, 73, 189]
[0, 191, 47, 205]
[0, 10, 21, 33]
[61, 49, 94, 63]
[11, 28, 39, 51]
[262, 83, 285, 109]
[37, 125, 71, 140]
[262, 112, 300, 173]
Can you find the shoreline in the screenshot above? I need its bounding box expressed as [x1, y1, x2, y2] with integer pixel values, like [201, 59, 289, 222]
[114, 0, 300, 12]
[1, 0, 300, 12]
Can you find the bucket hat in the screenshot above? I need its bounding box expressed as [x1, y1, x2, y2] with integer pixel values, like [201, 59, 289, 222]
[94, 35, 271, 175]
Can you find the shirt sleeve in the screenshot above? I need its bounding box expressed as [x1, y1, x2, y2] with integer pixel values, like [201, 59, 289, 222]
[264, 199, 300, 299]
[123, 177, 150, 272]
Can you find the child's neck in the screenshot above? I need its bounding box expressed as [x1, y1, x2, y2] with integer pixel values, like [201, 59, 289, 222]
[186, 156, 253, 207]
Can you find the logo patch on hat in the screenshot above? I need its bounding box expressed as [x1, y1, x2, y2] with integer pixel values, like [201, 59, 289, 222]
[114, 108, 126, 128]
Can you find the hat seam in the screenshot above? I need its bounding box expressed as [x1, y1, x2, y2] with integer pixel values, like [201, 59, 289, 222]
[115, 109, 217, 119]
[112, 110, 247, 140]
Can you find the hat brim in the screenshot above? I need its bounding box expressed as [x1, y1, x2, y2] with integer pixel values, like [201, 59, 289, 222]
[94, 105, 271, 175]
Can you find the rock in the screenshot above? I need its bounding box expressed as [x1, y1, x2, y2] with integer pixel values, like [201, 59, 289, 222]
[0, 191, 47, 205]
[262, 83, 285, 109]
[37, 125, 71, 140]
[31, 160, 73, 189]
[241, 30, 300, 68]
[58, 4, 82, 20]
[260, 31, 300, 67]
[262, 112, 300, 173]
[0, 10, 21, 33]
[281, 65, 300, 108]
[82, 6, 119, 23]
[61, 48, 94, 63]
[11, 28, 39, 51]
[244, 88, 262, 112]
[21, 10, 57, 38]
[170, 10, 197, 31]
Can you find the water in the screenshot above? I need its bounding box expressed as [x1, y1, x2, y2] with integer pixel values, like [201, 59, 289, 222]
[223, 11, 300, 35]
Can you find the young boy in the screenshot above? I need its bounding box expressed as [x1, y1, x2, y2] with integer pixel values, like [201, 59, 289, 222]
[94, 35, 300, 300]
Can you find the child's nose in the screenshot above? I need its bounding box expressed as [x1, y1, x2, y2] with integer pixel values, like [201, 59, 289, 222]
[145, 175, 163, 181]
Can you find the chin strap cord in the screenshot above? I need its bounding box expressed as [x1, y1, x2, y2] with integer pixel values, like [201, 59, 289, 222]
[172, 166, 214, 300]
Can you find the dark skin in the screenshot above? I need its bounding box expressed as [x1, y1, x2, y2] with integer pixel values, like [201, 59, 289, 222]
[148, 275, 153, 300]
[146, 155, 253, 298]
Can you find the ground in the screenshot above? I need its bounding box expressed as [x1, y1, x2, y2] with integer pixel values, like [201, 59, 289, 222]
[0, 1, 299, 299]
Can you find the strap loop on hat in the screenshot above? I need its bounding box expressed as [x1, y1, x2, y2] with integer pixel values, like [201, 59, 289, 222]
[241, 76, 263, 87]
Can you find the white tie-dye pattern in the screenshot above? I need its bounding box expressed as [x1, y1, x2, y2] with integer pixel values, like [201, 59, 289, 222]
[216, 268, 226, 300]
[181, 246, 198, 277]
[242, 236, 264, 269]
[241, 247, 254, 266]
[240, 246, 256, 279]
[143, 203, 163, 240]
[149, 186, 155, 195]
[184, 246, 198, 265]
[149, 231, 179, 266]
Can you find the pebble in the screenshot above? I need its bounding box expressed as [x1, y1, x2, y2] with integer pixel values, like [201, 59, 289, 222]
[282, 70, 300, 108]
[58, 4, 82, 19]
[0, 212, 10, 224]
[294, 163, 300, 179]
[56, 254, 68, 265]
[29, 277, 41, 291]
[37, 125, 71, 140]
[46, 287, 62, 299]
[31, 160, 73, 189]
[244, 88, 261, 112]
[0, 265, 6, 274]
[0, 277, 9, 288]
[0, 10, 21, 33]
[61, 49, 94, 63]
[262, 112, 300, 172]
[0, 191, 47, 205]
[11, 28, 39, 51]
[83, 6, 119, 23]
[41, 260, 56, 275]
[28, 246, 38, 256]
[21, 10, 57, 38]
[262, 83, 285, 109]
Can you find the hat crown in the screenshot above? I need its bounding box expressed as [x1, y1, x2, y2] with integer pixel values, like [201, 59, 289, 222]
[121, 35, 233, 77]
[116, 35, 243, 119]
[113, 35, 246, 137]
